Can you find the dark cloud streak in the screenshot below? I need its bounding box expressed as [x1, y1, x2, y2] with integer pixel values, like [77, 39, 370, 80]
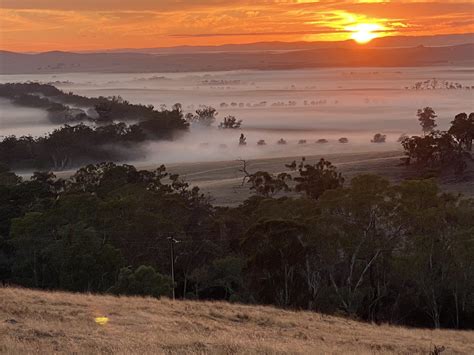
[169, 29, 395, 38]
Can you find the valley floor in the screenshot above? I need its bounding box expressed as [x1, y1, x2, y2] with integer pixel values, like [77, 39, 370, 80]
[48, 150, 474, 206]
[161, 150, 474, 205]
[1, 287, 473, 354]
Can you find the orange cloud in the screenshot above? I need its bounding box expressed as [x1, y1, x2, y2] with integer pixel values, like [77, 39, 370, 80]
[0, 1, 473, 52]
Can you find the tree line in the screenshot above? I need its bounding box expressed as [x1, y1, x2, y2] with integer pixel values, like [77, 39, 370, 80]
[0, 106, 187, 171]
[0, 158, 473, 330]
[402, 108, 473, 174]
[0, 82, 189, 125]
[1, 82, 191, 170]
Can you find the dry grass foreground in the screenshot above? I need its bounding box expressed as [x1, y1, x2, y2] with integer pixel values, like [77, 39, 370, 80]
[1, 287, 473, 354]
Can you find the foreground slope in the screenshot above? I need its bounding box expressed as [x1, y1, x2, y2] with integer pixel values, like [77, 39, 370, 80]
[1, 288, 473, 354]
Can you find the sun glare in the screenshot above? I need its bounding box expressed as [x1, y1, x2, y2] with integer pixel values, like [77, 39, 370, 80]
[349, 23, 382, 44]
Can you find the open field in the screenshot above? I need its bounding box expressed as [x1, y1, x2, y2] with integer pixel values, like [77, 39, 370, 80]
[1, 287, 473, 354]
[163, 150, 405, 205]
[160, 150, 474, 205]
[51, 150, 474, 206]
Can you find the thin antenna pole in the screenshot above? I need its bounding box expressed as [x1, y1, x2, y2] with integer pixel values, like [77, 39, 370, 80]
[167, 236, 178, 300]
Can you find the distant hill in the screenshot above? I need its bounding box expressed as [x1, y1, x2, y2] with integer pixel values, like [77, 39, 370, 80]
[1, 43, 473, 74]
[89, 33, 474, 54]
[1, 287, 473, 354]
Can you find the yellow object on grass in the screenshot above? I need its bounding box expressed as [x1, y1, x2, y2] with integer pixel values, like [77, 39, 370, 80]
[94, 316, 109, 325]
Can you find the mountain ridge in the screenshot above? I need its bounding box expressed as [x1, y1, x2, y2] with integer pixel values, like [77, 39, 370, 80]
[1, 43, 473, 74]
[25, 33, 474, 55]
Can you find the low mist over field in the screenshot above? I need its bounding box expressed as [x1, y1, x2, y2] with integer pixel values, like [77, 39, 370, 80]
[1, 67, 473, 165]
[0, 98, 57, 137]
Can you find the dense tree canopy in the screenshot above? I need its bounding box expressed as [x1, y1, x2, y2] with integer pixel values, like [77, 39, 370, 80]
[1, 160, 473, 329]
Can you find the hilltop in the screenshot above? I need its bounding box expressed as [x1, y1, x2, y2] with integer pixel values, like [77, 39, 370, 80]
[1, 287, 473, 354]
[1, 43, 473, 74]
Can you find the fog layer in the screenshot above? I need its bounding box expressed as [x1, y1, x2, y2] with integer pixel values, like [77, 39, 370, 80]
[1, 67, 473, 165]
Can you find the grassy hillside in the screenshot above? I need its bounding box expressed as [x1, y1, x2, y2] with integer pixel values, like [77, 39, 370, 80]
[1, 287, 473, 354]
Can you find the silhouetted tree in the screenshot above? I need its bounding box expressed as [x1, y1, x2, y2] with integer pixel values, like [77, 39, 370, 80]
[402, 111, 473, 174]
[289, 158, 344, 200]
[417, 107, 437, 134]
[371, 133, 386, 143]
[186, 106, 218, 126]
[219, 116, 242, 129]
[239, 160, 291, 197]
[448, 112, 474, 152]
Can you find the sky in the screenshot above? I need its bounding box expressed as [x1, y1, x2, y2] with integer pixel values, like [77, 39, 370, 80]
[1, 1, 473, 52]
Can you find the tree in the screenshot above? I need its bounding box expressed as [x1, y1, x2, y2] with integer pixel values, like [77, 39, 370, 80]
[394, 179, 474, 328]
[219, 116, 242, 129]
[290, 158, 344, 200]
[371, 133, 386, 143]
[9, 212, 123, 292]
[239, 160, 291, 197]
[189, 256, 245, 301]
[417, 107, 437, 134]
[449, 112, 474, 152]
[0, 165, 21, 186]
[397, 133, 409, 142]
[242, 219, 308, 306]
[403, 131, 467, 173]
[110, 265, 171, 298]
[95, 100, 113, 121]
[402, 111, 473, 174]
[185, 106, 218, 126]
[315, 175, 401, 317]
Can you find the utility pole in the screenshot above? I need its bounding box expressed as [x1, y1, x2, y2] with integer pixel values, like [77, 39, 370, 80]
[167, 237, 179, 300]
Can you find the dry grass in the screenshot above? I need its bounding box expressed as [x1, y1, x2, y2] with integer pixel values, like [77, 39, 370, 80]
[1, 287, 473, 354]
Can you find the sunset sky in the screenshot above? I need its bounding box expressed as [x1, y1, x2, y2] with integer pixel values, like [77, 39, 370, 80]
[1, 1, 473, 52]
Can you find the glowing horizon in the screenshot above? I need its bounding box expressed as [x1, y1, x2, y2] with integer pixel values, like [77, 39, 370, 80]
[1, 1, 473, 52]
[348, 23, 384, 44]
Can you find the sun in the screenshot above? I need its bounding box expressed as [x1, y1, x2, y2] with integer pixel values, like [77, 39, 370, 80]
[349, 23, 382, 44]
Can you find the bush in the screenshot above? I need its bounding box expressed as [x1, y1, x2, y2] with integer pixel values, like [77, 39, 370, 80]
[371, 133, 386, 143]
[110, 266, 172, 298]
